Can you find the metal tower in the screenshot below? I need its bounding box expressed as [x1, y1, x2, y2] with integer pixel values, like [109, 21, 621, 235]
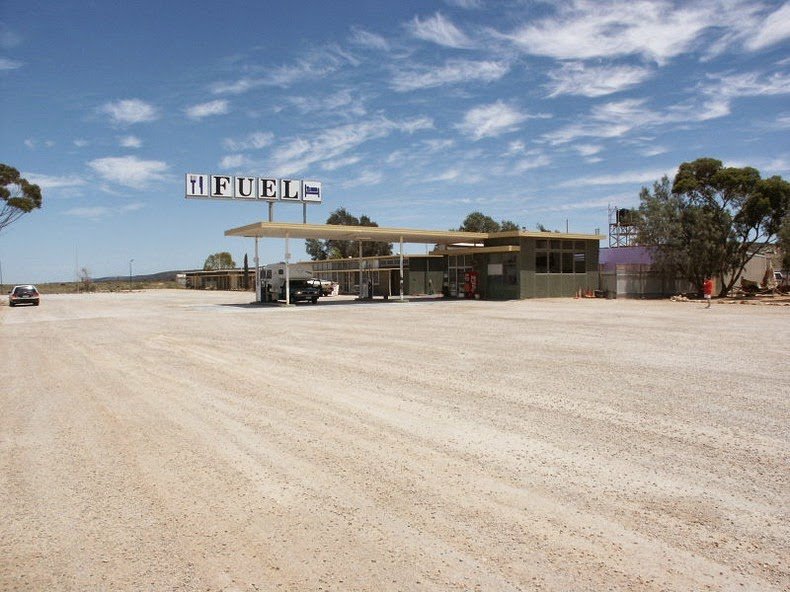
[608, 204, 637, 247]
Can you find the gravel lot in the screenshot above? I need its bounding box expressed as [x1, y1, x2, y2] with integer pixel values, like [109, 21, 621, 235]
[1, 289, 788, 591]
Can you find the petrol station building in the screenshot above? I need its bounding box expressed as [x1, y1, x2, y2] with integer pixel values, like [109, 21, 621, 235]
[223, 221, 605, 300]
[185, 173, 604, 301]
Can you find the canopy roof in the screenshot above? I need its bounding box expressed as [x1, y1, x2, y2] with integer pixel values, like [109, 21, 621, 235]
[225, 221, 603, 244]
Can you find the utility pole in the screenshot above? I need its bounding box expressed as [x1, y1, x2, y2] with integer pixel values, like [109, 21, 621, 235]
[129, 259, 134, 292]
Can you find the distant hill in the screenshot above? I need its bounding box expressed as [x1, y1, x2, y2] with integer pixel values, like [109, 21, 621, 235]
[94, 270, 197, 283]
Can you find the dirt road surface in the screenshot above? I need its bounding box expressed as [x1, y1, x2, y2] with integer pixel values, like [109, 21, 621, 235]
[1, 290, 788, 591]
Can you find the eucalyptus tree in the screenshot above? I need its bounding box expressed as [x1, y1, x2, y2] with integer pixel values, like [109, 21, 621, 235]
[0, 164, 42, 234]
[636, 158, 788, 296]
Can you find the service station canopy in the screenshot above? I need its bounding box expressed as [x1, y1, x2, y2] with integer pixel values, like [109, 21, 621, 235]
[224, 221, 604, 245]
[224, 221, 489, 246]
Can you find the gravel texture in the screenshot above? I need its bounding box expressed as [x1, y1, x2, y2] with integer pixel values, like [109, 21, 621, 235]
[1, 289, 788, 591]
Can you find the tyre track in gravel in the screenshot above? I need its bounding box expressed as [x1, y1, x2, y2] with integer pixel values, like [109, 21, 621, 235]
[2, 292, 788, 591]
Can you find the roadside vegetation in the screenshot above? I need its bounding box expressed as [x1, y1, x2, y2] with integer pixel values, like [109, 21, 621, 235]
[2, 278, 182, 296]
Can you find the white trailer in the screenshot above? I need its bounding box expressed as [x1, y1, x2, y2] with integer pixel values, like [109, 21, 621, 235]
[260, 263, 320, 304]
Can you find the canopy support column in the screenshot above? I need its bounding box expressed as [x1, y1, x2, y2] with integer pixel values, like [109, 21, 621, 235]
[285, 233, 291, 305]
[254, 237, 260, 302]
[399, 236, 404, 302]
[358, 241, 364, 299]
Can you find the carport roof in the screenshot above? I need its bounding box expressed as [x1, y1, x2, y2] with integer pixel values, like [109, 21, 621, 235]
[224, 221, 488, 245]
[224, 221, 605, 244]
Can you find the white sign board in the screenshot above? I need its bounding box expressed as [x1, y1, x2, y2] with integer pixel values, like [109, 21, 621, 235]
[185, 173, 322, 203]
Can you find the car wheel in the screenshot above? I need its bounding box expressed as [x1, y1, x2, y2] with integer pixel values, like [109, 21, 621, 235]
[311, 297, 318, 304]
[34, 301, 40, 306]
[8, 302, 14, 307]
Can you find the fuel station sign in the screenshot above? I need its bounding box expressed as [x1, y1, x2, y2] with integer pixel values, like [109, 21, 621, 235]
[185, 173, 321, 203]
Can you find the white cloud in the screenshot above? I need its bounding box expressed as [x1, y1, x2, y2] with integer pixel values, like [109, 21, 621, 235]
[408, 12, 474, 48]
[558, 167, 675, 187]
[546, 62, 653, 97]
[340, 170, 384, 188]
[350, 27, 390, 50]
[703, 70, 790, 99]
[505, 140, 526, 156]
[399, 116, 435, 133]
[268, 117, 432, 176]
[501, 0, 715, 64]
[423, 139, 456, 152]
[744, 2, 790, 51]
[23, 138, 55, 149]
[210, 78, 263, 95]
[524, 195, 617, 214]
[288, 89, 366, 116]
[73, 139, 89, 148]
[427, 168, 462, 182]
[444, 0, 483, 8]
[456, 101, 528, 140]
[223, 131, 274, 152]
[212, 46, 358, 94]
[542, 91, 747, 145]
[640, 146, 668, 157]
[573, 144, 603, 157]
[23, 173, 86, 190]
[119, 135, 142, 148]
[100, 99, 158, 125]
[87, 155, 169, 189]
[219, 154, 253, 169]
[64, 202, 144, 220]
[321, 156, 361, 171]
[185, 99, 229, 119]
[512, 154, 552, 173]
[0, 57, 22, 70]
[64, 206, 111, 220]
[391, 59, 509, 92]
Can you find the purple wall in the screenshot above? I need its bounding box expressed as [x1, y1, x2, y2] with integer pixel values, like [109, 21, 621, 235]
[599, 247, 655, 271]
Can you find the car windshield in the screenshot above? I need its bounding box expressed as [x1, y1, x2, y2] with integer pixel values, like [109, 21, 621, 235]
[14, 286, 37, 294]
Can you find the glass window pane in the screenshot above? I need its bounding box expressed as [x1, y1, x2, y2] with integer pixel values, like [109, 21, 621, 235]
[562, 252, 574, 273]
[574, 252, 586, 273]
[549, 252, 561, 273]
[536, 251, 548, 273]
[550, 240, 561, 250]
[536, 239, 548, 249]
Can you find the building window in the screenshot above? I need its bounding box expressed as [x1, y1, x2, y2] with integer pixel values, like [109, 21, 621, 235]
[574, 252, 586, 273]
[503, 253, 518, 285]
[536, 251, 548, 273]
[535, 241, 587, 274]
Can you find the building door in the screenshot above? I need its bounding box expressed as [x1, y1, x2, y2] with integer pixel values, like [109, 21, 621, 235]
[446, 255, 472, 297]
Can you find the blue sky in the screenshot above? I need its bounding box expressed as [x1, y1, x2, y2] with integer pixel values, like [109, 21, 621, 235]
[1, 0, 789, 283]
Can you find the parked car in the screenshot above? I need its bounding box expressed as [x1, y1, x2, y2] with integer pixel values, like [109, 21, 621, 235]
[306, 278, 334, 296]
[279, 279, 321, 303]
[9, 284, 40, 307]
